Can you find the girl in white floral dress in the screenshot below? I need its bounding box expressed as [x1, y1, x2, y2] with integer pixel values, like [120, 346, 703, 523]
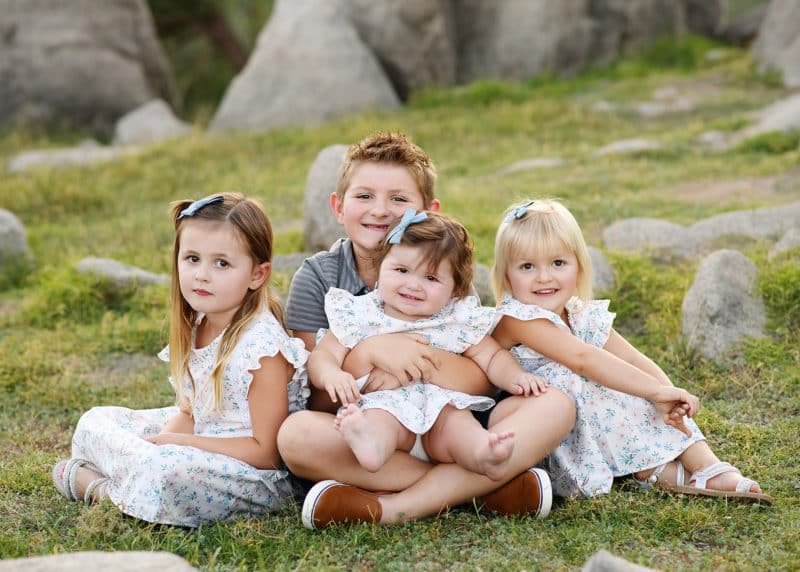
[490, 199, 771, 503]
[52, 193, 310, 526]
[309, 209, 548, 481]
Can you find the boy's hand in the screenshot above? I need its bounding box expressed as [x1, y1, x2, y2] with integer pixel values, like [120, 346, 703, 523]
[324, 371, 361, 405]
[650, 386, 699, 437]
[365, 333, 441, 384]
[506, 372, 548, 397]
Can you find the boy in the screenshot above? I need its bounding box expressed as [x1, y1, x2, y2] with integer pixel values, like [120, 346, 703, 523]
[279, 131, 575, 527]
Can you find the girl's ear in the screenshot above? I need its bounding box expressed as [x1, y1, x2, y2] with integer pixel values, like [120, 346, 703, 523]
[249, 261, 271, 290]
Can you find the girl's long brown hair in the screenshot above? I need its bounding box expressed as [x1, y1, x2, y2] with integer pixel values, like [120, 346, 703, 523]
[168, 192, 285, 411]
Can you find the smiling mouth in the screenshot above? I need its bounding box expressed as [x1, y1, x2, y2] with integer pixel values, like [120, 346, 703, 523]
[399, 293, 423, 301]
[534, 288, 558, 295]
[363, 223, 389, 231]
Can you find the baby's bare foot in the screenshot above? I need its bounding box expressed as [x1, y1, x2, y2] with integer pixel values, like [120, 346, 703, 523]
[337, 404, 385, 473]
[480, 431, 516, 481]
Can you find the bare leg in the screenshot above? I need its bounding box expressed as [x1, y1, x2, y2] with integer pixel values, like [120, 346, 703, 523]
[378, 390, 575, 523]
[278, 409, 429, 491]
[335, 405, 414, 473]
[423, 406, 515, 481]
[73, 465, 107, 502]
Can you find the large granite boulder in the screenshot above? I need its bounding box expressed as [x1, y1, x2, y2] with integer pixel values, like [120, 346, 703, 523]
[0, 0, 176, 134]
[345, 0, 456, 100]
[303, 145, 349, 252]
[210, 0, 399, 132]
[681, 250, 765, 361]
[751, 0, 800, 87]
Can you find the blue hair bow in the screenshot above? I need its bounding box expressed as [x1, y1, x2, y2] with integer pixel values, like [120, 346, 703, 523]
[178, 195, 224, 219]
[386, 208, 428, 244]
[503, 200, 535, 223]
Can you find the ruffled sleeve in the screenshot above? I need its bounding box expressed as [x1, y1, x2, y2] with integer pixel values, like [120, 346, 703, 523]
[569, 299, 615, 348]
[324, 288, 384, 348]
[232, 309, 311, 413]
[496, 294, 571, 333]
[435, 296, 497, 353]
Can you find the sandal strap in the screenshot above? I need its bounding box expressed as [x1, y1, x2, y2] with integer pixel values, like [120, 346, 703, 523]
[736, 477, 758, 494]
[83, 477, 109, 504]
[634, 460, 684, 490]
[690, 461, 741, 490]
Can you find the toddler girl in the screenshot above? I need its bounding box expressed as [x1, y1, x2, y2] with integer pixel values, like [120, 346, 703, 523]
[491, 199, 771, 503]
[52, 192, 310, 526]
[309, 209, 548, 481]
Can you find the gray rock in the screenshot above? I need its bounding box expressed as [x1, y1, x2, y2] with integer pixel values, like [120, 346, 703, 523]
[690, 202, 800, 243]
[581, 549, 658, 572]
[720, 3, 768, 46]
[635, 98, 693, 117]
[0, 551, 196, 572]
[735, 93, 800, 142]
[589, 246, 615, 294]
[492, 157, 565, 177]
[472, 262, 494, 306]
[113, 99, 190, 146]
[271, 252, 314, 275]
[603, 218, 702, 257]
[603, 203, 800, 257]
[454, 0, 611, 84]
[304, 145, 349, 251]
[76, 257, 167, 290]
[0, 0, 176, 134]
[696, 130, 731, 151]
[210, 0, 399, 132]
[751, 0, 800, 88]
[681, 250, 765, 361]
[0, 209, 30, 264]
[769, 227, 800, 258]
[594, 139, 664, 156]
[7, 144, 140, 173]
[345, 0, 456, 100]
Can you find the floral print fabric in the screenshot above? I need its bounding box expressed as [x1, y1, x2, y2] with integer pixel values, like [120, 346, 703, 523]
[326, 289, 495, 433]
[497, 294, 705, 497]
[71, 308, 309, 526]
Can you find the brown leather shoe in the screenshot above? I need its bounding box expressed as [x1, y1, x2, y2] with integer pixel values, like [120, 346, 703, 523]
[302, 480, 383, 529]
[478, 468, 552, 518]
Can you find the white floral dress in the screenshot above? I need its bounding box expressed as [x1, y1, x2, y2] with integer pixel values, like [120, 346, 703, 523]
[70, 308, 310, 527]
[497, 294, 705, 498]
[326, 288, 495, 433]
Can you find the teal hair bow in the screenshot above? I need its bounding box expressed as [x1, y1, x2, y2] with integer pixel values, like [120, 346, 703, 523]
[178, 195, 224, 219]
[386, 208, 428, 244]
[503, 200, 535, 223]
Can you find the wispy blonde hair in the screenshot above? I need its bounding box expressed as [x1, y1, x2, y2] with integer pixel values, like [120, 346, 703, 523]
[492, 198, 593, 304]
[168, 192, 284, 411]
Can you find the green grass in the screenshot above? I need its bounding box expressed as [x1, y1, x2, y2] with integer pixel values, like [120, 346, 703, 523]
[1, 40, 799, 570]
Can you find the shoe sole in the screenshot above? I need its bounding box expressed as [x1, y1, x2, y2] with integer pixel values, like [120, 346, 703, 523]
[530, 468, 552, 518]
[302, 479, 342, 530]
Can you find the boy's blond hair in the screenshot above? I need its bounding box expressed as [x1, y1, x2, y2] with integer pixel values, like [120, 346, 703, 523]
[492, 199, 593, 304]
[335, 131, 437, 207]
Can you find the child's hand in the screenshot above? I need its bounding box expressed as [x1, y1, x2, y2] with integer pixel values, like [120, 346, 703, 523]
[147, 432, 190, 446]
[357, 333, 440, 384]
[324, 371, 361, 405]
[361, 368, 406, 392]
[650, 386, 700, 437]
[506, 372, 548, 397]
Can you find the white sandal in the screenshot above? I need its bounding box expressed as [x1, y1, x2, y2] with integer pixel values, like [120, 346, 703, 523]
[52, 458, 108, 503]
[634, 460, 688, 492]
[683, 461, 773, 505]
[635, 460, 772, 505]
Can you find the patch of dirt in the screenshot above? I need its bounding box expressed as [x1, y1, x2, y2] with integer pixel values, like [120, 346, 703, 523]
[667, 174, 800, 205]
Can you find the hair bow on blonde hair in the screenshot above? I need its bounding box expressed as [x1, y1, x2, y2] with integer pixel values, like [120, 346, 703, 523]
[503, 200, 535, 223]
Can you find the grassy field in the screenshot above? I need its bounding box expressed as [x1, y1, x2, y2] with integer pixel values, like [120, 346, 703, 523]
[1, 39, 798, 570]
